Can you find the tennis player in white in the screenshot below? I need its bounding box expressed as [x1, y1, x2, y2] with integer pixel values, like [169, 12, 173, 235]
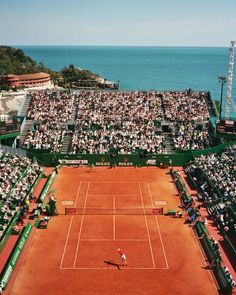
[118, 248, 128, 266]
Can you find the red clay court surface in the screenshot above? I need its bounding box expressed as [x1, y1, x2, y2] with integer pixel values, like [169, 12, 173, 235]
[7, 167, 218, 295]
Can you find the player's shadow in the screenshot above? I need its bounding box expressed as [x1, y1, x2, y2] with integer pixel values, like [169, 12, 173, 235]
[104, 260, 122, 270]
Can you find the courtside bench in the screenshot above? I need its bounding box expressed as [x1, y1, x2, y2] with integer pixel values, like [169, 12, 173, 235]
[166, 209, 176, 216]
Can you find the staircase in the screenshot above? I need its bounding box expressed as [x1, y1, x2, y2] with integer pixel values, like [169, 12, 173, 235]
[19, 95, 31, 117]
[60, 134, 72, 154]
[163, 133, 175, 153]
[207, 202, 224, 216]
[67, 105, 77, 127]
[19, 120, 34, 146]
[71, 105, 77, 121]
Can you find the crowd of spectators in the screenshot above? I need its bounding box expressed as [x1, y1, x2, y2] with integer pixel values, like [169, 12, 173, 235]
[190, 145, 236, 200]
[161, 91, 211, 122]
[71, 91, 165, 154]
[22, 90, 214, 153]
[172, 122, 211, 150]
[185, 145, 236, 234]
[223, 265, 236, 288]
[23, 125, 68, 152]
[0, 149, 42, 239]
[27, 91, 74, 123]
[22, 91, 75, 152]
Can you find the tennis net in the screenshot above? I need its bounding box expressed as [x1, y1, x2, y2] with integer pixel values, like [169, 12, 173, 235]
[65, 207, 164, 215]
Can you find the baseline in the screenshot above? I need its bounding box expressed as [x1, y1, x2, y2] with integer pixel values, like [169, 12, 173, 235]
[79, 239, 148, 241]
[60, 267, 169, 270]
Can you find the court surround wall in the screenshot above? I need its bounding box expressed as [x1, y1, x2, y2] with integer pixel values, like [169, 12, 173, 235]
[26, 141, 236, 167]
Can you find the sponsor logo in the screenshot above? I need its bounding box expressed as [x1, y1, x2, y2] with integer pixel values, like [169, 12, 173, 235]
[155, 200, 167, 206]
[2, 265, 13, 286]
[59, 159, 88, 165]
[11, 249, 21, 265]
[118, 162, 133, 166]
[146, 159, 156, 165]
[95, 162, 110, 166]
[62, 201, 74, 206]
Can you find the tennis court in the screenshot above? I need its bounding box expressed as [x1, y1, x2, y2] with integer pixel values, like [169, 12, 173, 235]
[60, 181, 168, 270]
[7, 167, 218, 295]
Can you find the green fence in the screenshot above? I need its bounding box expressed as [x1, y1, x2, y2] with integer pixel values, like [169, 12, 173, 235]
[191, 140, 236, 158]
[39, 171, 56, 203]
[194, 220, 208, 237]
[214, 264, 233, 294]
[198, 235, 220, 263]
[28, 151, 193, 167]
[0, 222, 32, 289]
[25, 140, 236, 167]
[171, 170, 192, 205]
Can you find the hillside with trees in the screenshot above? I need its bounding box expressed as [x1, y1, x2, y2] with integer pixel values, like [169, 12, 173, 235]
[0, 46, 118, 89]
[0, 46, 51, 75]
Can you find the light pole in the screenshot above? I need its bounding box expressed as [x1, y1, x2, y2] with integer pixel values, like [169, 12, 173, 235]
[218, 76, 226, 121]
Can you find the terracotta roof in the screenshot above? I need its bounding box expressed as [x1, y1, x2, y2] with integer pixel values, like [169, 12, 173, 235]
[5, 75, 19, 81]
[6, 74, 18, 78]
[17, 72, 50, 80]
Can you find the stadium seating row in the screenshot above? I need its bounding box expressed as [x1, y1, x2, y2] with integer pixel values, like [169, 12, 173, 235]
[21, 90, 216, 153]
[0, 149, 42, 240]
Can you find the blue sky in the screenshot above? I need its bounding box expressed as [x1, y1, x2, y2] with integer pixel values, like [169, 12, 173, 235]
[1, 0, 236, 46]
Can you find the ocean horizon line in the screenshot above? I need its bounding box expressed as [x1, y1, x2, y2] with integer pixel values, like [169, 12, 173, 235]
[10, 44, 228, 49]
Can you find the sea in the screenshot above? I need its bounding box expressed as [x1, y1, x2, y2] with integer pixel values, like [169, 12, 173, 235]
[17, 46, 236, 118]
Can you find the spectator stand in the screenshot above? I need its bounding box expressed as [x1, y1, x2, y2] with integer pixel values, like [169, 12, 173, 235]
[0, 156, 42, 243]
[185, 144, 236, 266]
[20, 90, 218, 155]
[171, 168, 235, 294]
[0, 149, 45, 294]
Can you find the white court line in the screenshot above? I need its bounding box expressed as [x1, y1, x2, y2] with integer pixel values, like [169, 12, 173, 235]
[79, 239, 149, 241]
[113, 195, 116, 240]
[87, 181, 140, 184]
[60, 182, 82, 269]
[60, 267, 168, 270]
[147, 182, 169, 269]
[138, 182, 156, 269]
[88, 194, 139, 197]
[73, 182, 90, 268]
